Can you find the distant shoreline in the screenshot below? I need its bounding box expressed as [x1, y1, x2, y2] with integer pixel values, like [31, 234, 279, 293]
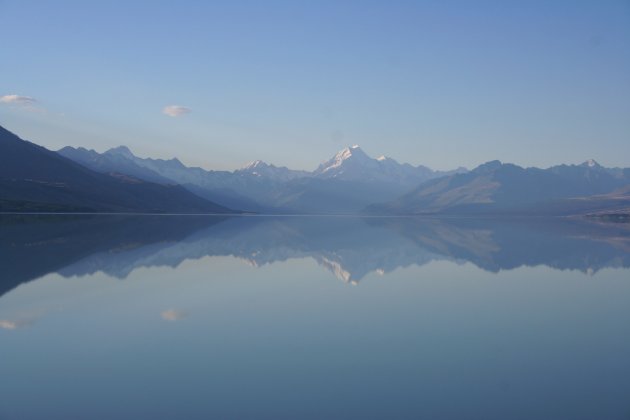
[1, 212, 628, 224]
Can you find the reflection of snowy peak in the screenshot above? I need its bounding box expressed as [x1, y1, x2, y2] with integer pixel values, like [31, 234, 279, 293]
[54, 216, 630, 285]
[4, 215, 630, 297]
[58, 217, 442, 284]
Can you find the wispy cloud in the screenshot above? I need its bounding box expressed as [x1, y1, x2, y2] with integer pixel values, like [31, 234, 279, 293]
[0, 94, 37, 105]
[0, 320, 18, 330]
[0, 319, 33, 330]
[0, 94, 47, 114]
[161, 309, 187, 321]
[162, 105, 191, 117]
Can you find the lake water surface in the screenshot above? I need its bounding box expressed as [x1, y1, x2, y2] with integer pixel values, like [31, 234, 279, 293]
[1, 215, 629, 419]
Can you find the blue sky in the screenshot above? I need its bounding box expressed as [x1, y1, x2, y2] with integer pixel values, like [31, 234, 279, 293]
[1, 0, 629, 171]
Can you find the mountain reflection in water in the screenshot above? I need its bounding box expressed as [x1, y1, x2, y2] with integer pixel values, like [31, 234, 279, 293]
[1, 214, 629, 295]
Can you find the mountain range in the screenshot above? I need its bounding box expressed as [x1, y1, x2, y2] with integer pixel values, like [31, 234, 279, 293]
[2, 123, 630, 216]
[0, 125, 233, 214]
[58, 143, 465, 213]
[368, 160, 630, 215]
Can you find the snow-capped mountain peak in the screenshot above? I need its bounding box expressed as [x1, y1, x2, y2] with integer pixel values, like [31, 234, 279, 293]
[241, 160, 270, 171]
[311, 144, 467, 186]
[236, 159, 309, 181]
[237, 160, 275, 177]
[336, 144, 367, 160]
[317, 144, 373, 175]
[581, 159, 601, 168]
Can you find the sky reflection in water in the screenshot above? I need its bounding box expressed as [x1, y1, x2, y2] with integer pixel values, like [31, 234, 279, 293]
[1, 215, 629, 420]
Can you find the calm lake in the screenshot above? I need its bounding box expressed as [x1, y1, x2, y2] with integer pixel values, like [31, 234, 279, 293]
[1, 215, 629, 419]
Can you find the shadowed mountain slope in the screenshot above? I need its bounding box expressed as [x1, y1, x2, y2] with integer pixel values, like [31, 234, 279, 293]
[0, 125, 234, 214]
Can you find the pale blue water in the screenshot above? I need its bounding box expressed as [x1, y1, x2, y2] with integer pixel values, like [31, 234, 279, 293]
[1, 215, 629, 419]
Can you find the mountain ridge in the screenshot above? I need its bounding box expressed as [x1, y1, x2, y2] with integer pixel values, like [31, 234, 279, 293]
[367, 159, 630, 216]
[0, 125, 235, 214]
[6, 122, 628, 216]
[59, 143, 463, 213]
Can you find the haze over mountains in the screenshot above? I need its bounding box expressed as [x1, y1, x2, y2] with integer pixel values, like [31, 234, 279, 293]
[2, 124, 630, 216]
[59, 139, 630, 216]
[59, 143, 465, 213]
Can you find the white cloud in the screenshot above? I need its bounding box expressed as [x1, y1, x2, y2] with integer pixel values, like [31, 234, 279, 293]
[0, 94, 37, 105]
[162, 105, 191, 117]
[0, 94, 46, 114]
[0, 319, 33, 330]
[0, 320, 18, 330]
[161, 309, 186, 321]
